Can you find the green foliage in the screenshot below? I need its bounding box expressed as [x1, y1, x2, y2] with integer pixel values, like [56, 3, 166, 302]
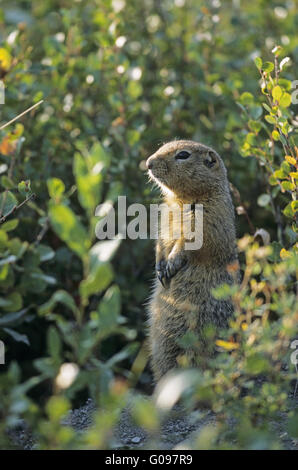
[0, 0, 297, 450]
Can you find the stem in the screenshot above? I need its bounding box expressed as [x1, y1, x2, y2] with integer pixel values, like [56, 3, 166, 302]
[34, 216, 49, 246]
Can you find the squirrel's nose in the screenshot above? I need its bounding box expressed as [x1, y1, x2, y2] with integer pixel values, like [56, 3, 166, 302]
[146, 158, 154, 170]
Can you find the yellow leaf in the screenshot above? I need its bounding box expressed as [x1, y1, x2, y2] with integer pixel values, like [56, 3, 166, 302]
[285, 156, 296, 166]
[201, 6, 210, 14]
[0, 48, 12, 70]
[272, 85, 282, 102]
[289, 172, 298, 179]
[280, 248, 291, 259]
[272, 130, 280, 141]
[0, 136, 16, 155]
[215, 339, 239, 350]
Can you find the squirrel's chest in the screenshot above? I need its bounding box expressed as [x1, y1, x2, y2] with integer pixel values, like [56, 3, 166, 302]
[154, 262, 230, 311]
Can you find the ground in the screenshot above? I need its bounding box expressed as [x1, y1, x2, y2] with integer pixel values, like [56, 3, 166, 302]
[8, 394, 298, 450]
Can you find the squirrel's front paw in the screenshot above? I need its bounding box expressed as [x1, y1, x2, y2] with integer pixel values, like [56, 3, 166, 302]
[166, 255, 187, 280]
[156, 256, 186, 287]
[156, 259, 168, 288]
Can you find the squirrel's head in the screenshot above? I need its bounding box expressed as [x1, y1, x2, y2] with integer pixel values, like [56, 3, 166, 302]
[146, 140, 228, 201]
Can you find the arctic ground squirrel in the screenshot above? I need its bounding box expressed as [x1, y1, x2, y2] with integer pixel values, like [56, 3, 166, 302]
[146, 140, 239, 382]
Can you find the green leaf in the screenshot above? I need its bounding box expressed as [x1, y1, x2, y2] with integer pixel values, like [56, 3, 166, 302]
[47, 326, 61, 361]
[0, 230, 8, 250]
[1, 219, 19, 232]
[248, 120, 261, 133]
[90, 238, 121, 268]
[281, 181, 295, 191]
[0, 264, 9, 282]
[132, 396, 159, 432]
[246, 353, 270, 374]
[89, 142, 110, 168]
[127, 129, 141, 146]
[73, 143, 110, 213]
[283, 202, 294, 218]
[79, 262, 114, 301]
[47, 178, 65, 199]
[31, 271, 56, 285]
[1, 176, 15, 189]
[291, 201, 298, 213]
[269, 175, 278, 186]
[278, 78, 292, 91]
[268, 241, 283, 262]
[239, 92, 254, 105]
[96, 285, 122, 336]
[0, 191, 17, 216]
[0, 297, 13, 307]
[38, 290, 78, 316]
[262, 103, 272, 113]
[36, 244, 55, 262]
[279, 92, 291, 108]
[2, 291, 23, 312]
[73, 153, 102, 212]
[0, 308, 28, 327]
[3, 327, 29, 345]
[79, 238, 122, 302]
[49, 204, 90, 258]
[271, 130, 280, 141]
[127, 81, 142, 99]
[8, 238, 27, 257]
[264, 115, 276, 125]
[281, 161, 291, 175]
[46, 396, 70, 423]
[20, 268, 48, 293]
[274, 169, 287, 179]
[257, 194, 270, 207]
[106, 342, 139, 367]
[281, 121, 291, 135]
[246, 132, 257, 145]
[0, 254, 17, 266]
[34, 357, 57, 379]
[254, 57, 262, 70]
[262, 61, 274, 73]
[18, 180, 31, 196]
[250, 105, 263, 120]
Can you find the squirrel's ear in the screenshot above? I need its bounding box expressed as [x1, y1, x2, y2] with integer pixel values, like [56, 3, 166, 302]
[204, 150, 217, 168]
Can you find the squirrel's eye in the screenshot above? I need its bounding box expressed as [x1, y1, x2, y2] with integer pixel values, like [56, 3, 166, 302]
[175, 150, 191, 160]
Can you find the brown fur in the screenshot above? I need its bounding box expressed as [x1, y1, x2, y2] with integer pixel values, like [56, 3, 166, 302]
[146, 140, 239, 381]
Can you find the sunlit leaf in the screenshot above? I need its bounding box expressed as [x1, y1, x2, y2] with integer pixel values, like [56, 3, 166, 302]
[49, 204, 90, 258]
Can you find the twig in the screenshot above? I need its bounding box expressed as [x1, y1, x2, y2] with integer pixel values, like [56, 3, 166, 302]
[0, 193, 36, 223]
[0, 100, 44, 131]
